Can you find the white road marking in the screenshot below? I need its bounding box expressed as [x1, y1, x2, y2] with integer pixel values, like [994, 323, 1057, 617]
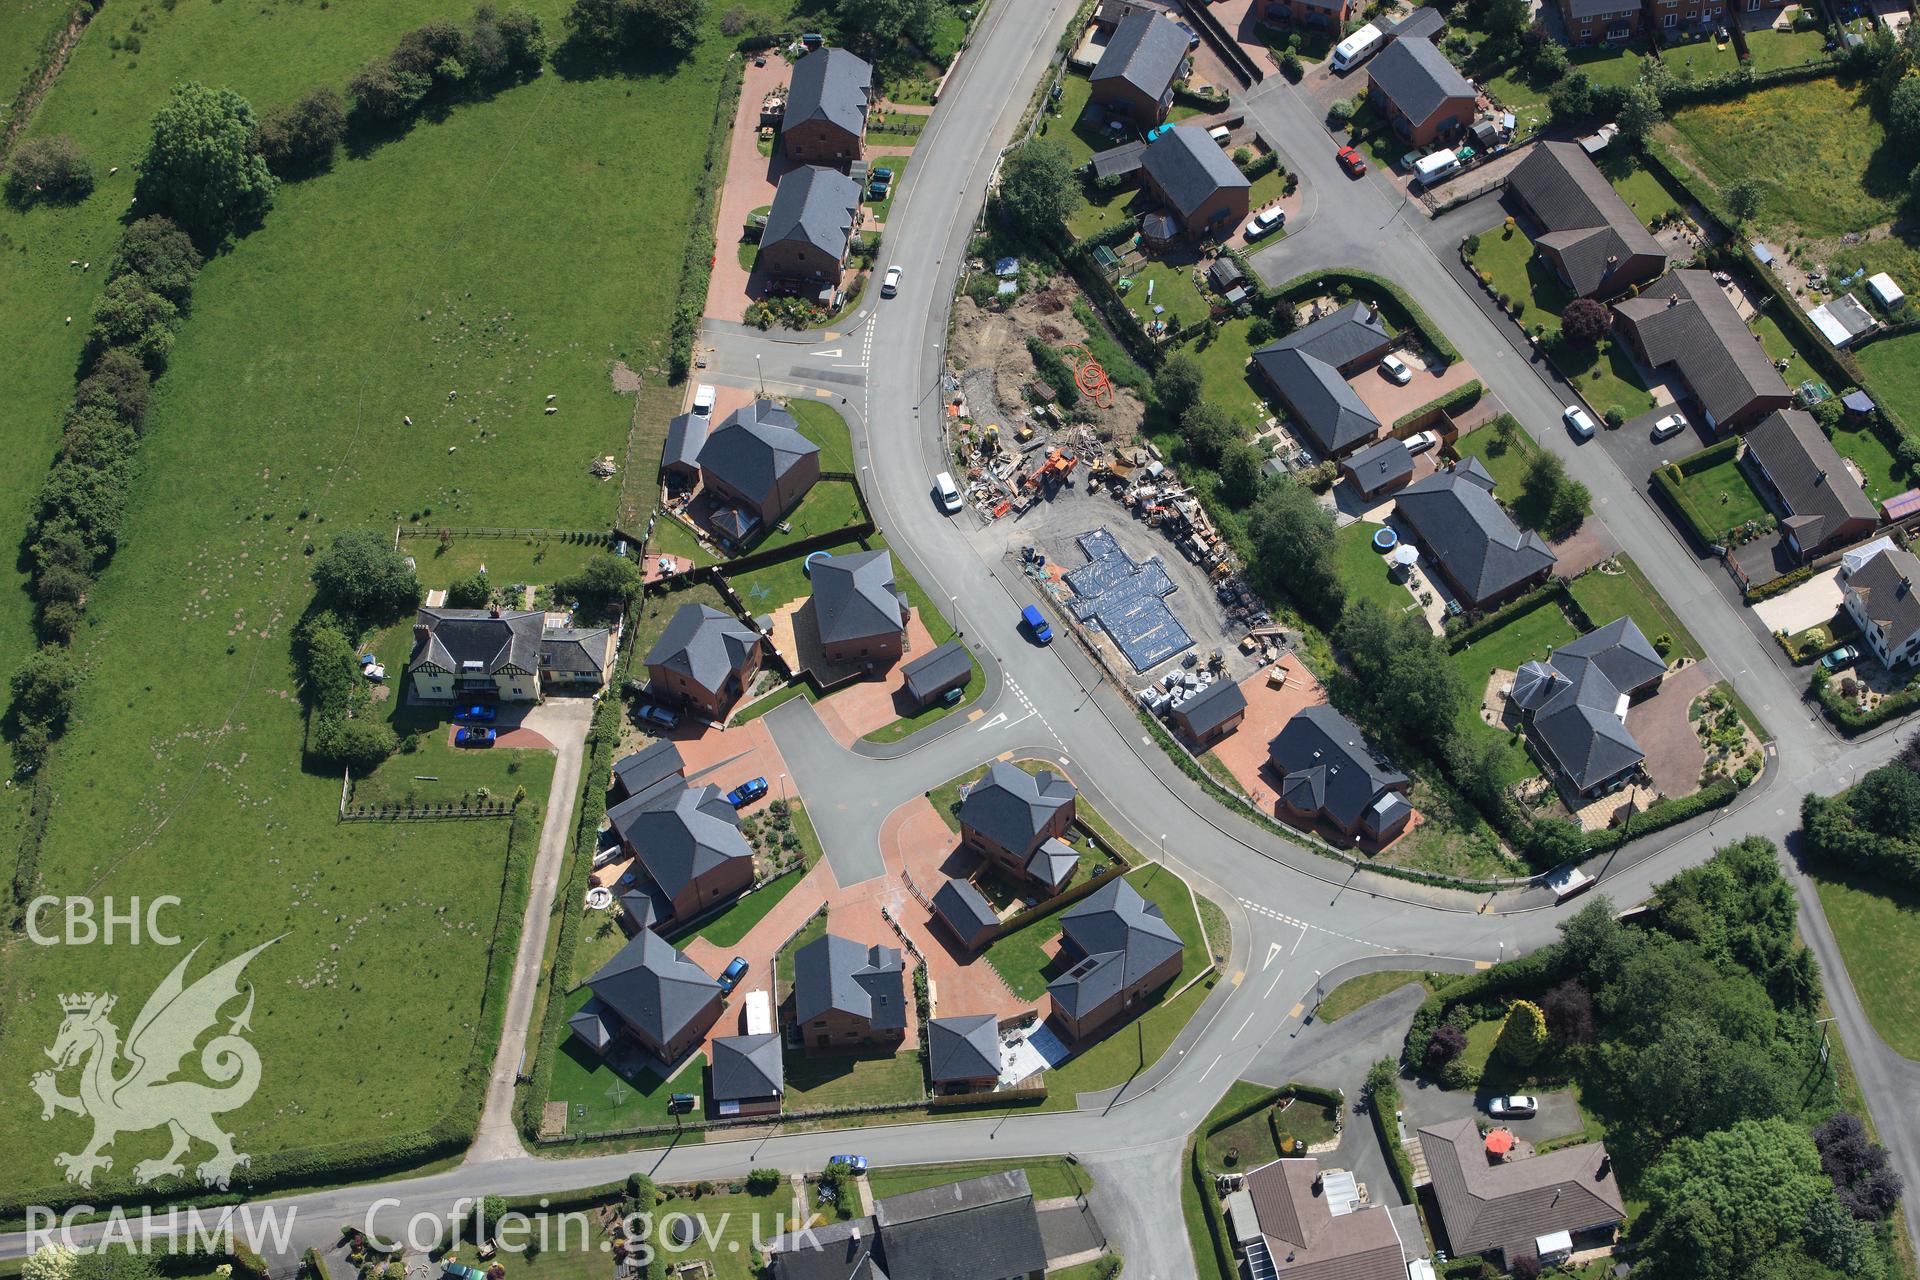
[809, 346, 843, 357]
[1234, 1009, 1258, 1039]
[1196, 1055, 1222, 1084]
[1290, 923, 1308, 956]
[1263, 967, 1287, 999]
[1238, 897, 1392, 950]
[976, 712, 1009, 732]
[1263, 942, 1282, 970]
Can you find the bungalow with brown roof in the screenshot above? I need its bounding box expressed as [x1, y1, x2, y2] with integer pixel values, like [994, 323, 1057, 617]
[1228, 1157, 1412, 1280]
[1506, 142, 1667, 300]
[1417, 1117, 1624, 1270]
[1741, 409, 1878, 561]
[1612, 270, 1793, 435]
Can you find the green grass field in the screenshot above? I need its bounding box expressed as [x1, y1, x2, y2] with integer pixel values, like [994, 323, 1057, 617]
[1185, 316, 1272, 430]
[1670, 456, 1770, 537]
[1828, 421, 1908, 503]
[1455, 420, 1538, 501]
[1599, 153, 1688, 230]
[1857, 333, 1920, 443]
[865, 1157, 1091, 1201]
[784, 1047, 924, 1109]
[1567, 556, 1702, 660]
[399, 532, 612, 591]
[1120, 258, 1211, 334]
[1447, 602, 1580, 786]
[1812, 869, 1920, 1060]
[0, 0, 792, 1194]
[1750, 306, 1821, 391]
[1663, 75, 1905, 237]
[1333, 523, 1418, 617]
[1317, 969, 1429, 1021]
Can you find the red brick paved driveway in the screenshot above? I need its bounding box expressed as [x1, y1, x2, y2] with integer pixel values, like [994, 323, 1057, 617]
[810, 609, 941, 745]
[1626, 661, 1713, 798]
[1205, 655, 1327, 811]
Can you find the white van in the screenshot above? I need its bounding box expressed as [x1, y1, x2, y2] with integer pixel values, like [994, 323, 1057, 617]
[933, 471, 963, 513]
[1331, 23, 1385, 73]
[692, 383, 717, 417]
[1412, 149, 1461, 187]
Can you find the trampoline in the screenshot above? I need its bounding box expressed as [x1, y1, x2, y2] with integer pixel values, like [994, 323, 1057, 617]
[804, 550, 832, 576]
[1372, 527, 1399, 551]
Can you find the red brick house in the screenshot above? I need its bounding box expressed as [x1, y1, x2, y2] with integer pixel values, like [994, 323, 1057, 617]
[1366, 37, 1476, 146]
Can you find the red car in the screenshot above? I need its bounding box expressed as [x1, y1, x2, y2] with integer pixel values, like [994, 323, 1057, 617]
[1336, 145, 1367, 178]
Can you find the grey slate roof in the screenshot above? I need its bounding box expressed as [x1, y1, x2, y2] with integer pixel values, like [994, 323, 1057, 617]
[1141, 125, 1251, 221]
[540, 628, 610, 679]
[605, 783, 753, 907]
[927, 1014, 1001, 1084]
[762, 165, 862, 261]
[1508, 142, 1666, 297]
[1251, 304, 1393, 455]
[698, 399, 821, 505]
[1366, 37, 1473, 127]
[784, 46, 872, 140]
[1089, 140, 1147, 180]
[1208, 256, 1245, 291]
[1342, 436, 1415, 491]
[1268, 705, 1410, 832]
[1389, 6, 1445, 39]
[584, 929, 721, 1050]
[1243, 1158, 1409, 1280]
[568, 994, 617, 1052]
[647, 603, 761, 696]
[793, 933, 906, 1031]
[1744, 409, 1877, 550]
[1510, 616, 1664, 791]
[871, 1171, 1048, 1280]
[960, 760, 1077, 855]
[770, 1216, 879, 1280]
[931, 878, 999, 939]
[710, 1032, 784, 1103]
[1091, 9, 1190, 101]
[1174, 678, 1248, 737]
[408, 607, 543, 676]
[811, 548, 907, 645]
[613, 738, 685, 802]
[1614, 270, 1790, 428]
[663, 411, 709, 474]
[901, 639, 973, 703]
[1417, 1118, 1624, 1265]
[1050, 876, 1183, 1018]
[1847, 546, 1920, 649]
[1394, 464, 1556, 606]
[1026, 837, 1081, 890]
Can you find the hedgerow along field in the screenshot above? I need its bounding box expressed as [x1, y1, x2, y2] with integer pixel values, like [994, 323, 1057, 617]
[0, 0, 793, 1201]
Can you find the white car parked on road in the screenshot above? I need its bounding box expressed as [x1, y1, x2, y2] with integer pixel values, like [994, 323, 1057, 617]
[1563, 405, 1597, 439]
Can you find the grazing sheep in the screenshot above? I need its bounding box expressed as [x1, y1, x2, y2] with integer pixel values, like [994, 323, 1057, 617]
[544, 406, 558, 415]
[403, 415, 413, 426]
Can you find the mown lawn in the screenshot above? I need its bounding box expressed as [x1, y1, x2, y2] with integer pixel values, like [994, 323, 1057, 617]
[1670, 456, 1770, 535]
[786, 399, 858, 472]
[1662, 75, 1906, 237]
[1812, 868, 1920, 1060]
[1318, 970, 1429, 1021]
[1454, 420, 1538, 501]
[1828, 421, 1908, 503]
[1185, 316, 1272, 430]
[784, 1048, 924, 1109]
[866, 1157, 1091, 1201]
[1858, 333, 1920, 440]
[1447, 602, 1580, 785]
[1567, 555, 1702, 660]
[548, 989, 704, 1133]
[1333, 522, 1417, 616]
[1120, 257, 1212, 334]
[1750, 306, 1821, 392]
[1599, 153, 1688, 230]
[0, 0, 791, 1187]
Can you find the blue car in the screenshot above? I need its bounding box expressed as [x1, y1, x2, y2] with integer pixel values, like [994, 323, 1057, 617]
[454, 704, 497, 723]
[455, 727, 497, 748]
[719, 956, 749, 992]
[1021, 604, 1054, 645]
[726, 777, 769, 808]
[827, 1155, 869, 1174]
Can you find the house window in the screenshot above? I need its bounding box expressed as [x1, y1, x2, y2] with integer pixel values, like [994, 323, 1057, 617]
[1664, 12, 1677, 24]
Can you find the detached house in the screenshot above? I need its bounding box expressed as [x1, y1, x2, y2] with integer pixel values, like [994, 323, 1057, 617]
[781, 47, 872, 163]
[1048, 877, 1184, 1042]
[1250, 303, 1395, 458]
[1139, 125, 1251, 240]
[709, 1032, 784, 1117]
[1843, 545, 1920, 668]
[1261, 0, 1359, 32]
[958, 761, 1080, 896]
[1090, 8, 1190, 126]
[406, 606, 612, 702]
[1613, 270, 1793, 434]
[569, 929, 724, 1063]
[1556, 0, 1642, 44]
[697, 399, 822, 544]
[1741, 409, 1878, 560]
[1506, 142, 1667, 299]
[1229, 1157, 1413, 1280]
[1508, 617, 1667, 798]
[645, 602, 763, 721]
[1418, 1118, 1625, 1271]
[769, 1171, 1048, 1280]
[605, 783, 755, 921]
[757, 165, 862, 293]
[792, 933, 907, 1053]
[1394, 459, 1557, 609]
[1267, 704, 1414, 843]
[927, 1014, 1002, 1093]
[808, 548, 909, 668]
[1365, 37, 1475, 146]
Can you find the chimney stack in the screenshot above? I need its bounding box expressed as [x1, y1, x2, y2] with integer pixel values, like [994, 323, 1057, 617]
[413, 624, 430, 642]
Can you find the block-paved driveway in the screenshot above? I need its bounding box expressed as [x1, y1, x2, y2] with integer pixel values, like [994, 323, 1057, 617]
[1205, 654, 1327, 811]
[810, 608, 942, 745]
[1624, 660, 1714, 798]
[705, 55, 793, 323]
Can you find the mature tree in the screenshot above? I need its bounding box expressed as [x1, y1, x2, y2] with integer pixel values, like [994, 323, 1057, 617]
[554, 553, 642, 616]
[1335, 600, 1462, 751]
[1178, 402, 1238, 468]
[1637, 1118, 1829, 1280]
[9, 648, 80, 730]
[838, 0, 936, 49]
[108, 216, 202, 309]
[1424, 1021, 1468, 1069]
[1508, 1257, 1541, 1280]
[1486, 0, 1531, 38]
[74, 348, 154, 431]
[312, 715, 399, 772]
[5, 134, 94, 207]
[1532, 40, 1568, 82]
[1496, 998, 1548, 1066]
[1617, 81, 1664, 144]
[490, 6, 548, 76]
[1557, 895, 1634, 985]
[1520, 451, 1589, 532]
[1624, 1011, 1794, 1141]
[88, 275, 179, 371]
[310, 530, 422, 621]
[23, 1246, 77, 1280]
[1218, 440, 1264, 507]
[1801, 1192, 1876, 1275]
[1446, 729, 1511, 814]
[1153, 353, 1205, 420]
[1548, 69, 1594, 123]
[1540, 978, 1597, 1047]
[566, 0, 706, 55]
[998, 139, 1081, 235]
[349, 56, 432, 122]
[255, 87, 348, 177]
[1814, 1111, 1905, 1220]
[1726, 179, 1763, 224]
[1248, 479, 1343, 625]
[1890, 75, 1920, 138]
[134, 82, 276, 243]
[1852, 762, 1920, 838]
[1560, 296, 1610, 345]
[392, 19, 472, 87]
[446, 570, 492, 609]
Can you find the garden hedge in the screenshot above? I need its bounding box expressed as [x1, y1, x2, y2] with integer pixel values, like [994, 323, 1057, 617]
[1367, 1072, 1419, 1206]
[1391, 379, 1482, 432]
[1270, 268, 1462, 364]
[1813, 668, 1920, 734]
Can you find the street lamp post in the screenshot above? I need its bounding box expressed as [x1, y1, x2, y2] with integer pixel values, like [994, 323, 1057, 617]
[756, 352, 765, 397]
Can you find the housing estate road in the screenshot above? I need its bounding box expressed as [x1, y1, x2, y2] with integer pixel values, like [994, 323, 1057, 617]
[9, 21, 1920, 1280]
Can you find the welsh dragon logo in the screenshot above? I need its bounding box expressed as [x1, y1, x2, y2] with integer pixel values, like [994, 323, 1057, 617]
[31, 939, 276, 1189]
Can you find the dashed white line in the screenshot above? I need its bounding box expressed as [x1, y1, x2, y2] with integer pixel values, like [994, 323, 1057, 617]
[1238, 897, 1391, 950]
